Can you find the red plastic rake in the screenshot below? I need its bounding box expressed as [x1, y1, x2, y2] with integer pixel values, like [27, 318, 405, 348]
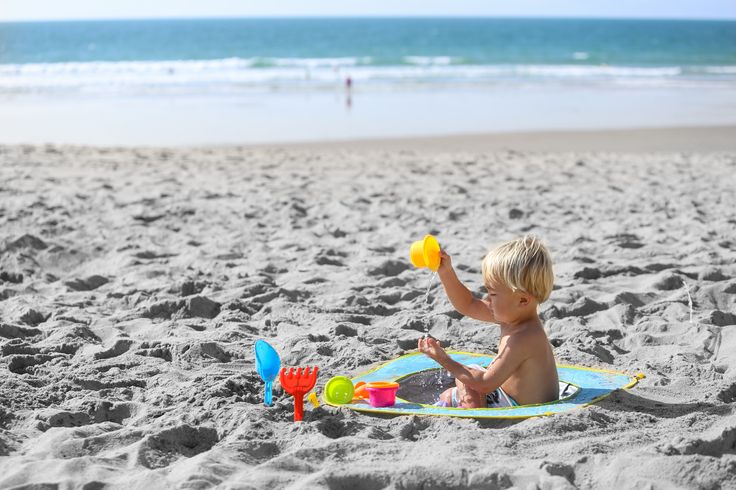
[279, 366, 318, 422]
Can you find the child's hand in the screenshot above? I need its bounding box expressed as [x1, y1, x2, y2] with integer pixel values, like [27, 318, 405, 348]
[418, 336, 448, 362]
[437, 249, 453, 274]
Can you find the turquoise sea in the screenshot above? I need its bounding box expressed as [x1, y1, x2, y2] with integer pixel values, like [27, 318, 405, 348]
[2, 18, 736, 94]
[1, 18, 735, 144]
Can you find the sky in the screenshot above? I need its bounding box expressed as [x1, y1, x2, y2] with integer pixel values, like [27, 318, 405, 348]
[1, 0, 736, 22]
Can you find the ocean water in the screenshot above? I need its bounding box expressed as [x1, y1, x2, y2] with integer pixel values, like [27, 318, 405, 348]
[1, 18, 736, 95]
[2, 18, 736, 144]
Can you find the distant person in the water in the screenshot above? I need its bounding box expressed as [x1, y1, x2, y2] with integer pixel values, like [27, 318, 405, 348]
[418, 236, 559, 408]
[345, 76, 353, 109]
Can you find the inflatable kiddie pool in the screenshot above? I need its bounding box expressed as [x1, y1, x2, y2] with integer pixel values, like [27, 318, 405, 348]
[324, 351, 643, 419]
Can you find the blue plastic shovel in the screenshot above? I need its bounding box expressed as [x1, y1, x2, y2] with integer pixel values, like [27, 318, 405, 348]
[254, 340, 281, 406]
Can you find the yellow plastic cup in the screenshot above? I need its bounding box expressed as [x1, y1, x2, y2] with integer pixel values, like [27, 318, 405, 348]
[409, 235, 441, 271]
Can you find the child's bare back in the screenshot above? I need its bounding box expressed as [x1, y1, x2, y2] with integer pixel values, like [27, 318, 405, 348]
[493, 321, 558, 405]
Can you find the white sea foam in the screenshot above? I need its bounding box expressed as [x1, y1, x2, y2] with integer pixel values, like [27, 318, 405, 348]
[404, 56, 459, 66]
[267, 57, 370, 68]
[1, 58, 734, 94]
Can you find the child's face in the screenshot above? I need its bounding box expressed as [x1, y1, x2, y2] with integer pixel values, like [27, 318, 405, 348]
[484, 281, 525, 323]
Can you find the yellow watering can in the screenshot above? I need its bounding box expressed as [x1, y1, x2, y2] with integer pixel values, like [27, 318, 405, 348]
[409, 235, 441, 271]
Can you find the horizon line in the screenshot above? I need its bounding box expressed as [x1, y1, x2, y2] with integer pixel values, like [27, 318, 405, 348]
[2, 14, 736, 23]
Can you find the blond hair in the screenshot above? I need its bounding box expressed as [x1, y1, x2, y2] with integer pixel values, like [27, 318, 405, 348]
[481, 236, 554, 303]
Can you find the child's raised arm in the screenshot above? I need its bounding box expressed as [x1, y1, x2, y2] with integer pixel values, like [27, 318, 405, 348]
[437, 250, 495, 323]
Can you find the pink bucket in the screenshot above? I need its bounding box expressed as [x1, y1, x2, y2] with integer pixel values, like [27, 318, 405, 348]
[365, 381, 400, 407]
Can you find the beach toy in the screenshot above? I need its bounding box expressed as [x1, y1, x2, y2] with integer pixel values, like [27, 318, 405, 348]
[323, 376, 354, 405]
[254, 340, 281, 406]
[353, 381, 368, 400]
[307, 392, 320, 408]
[323, 351, 644, 419]
[279, 366, 319, 422]
[410, 235, 441, 271]
[365, 381, 400, 407]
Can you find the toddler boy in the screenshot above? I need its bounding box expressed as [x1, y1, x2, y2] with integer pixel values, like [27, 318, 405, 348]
[418, 236, 559, 408]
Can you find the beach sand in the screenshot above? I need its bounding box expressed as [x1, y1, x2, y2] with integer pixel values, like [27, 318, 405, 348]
[1, 128, 735, 488]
